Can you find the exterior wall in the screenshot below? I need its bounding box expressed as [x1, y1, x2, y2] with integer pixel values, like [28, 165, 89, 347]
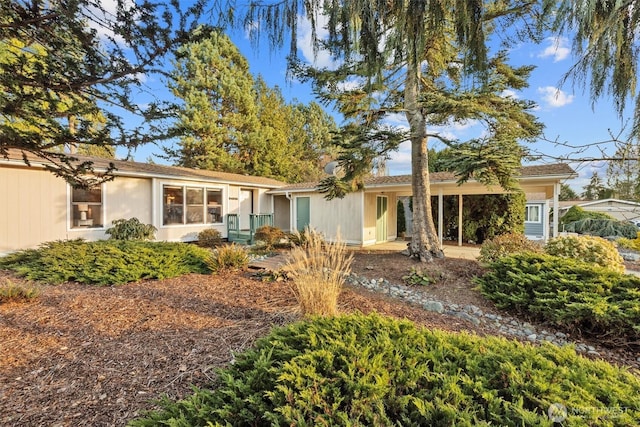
[362, 192, 398, 245]
[273, 195, 290, 231]
[0, 165, 69, 254]
[294, 192, 363, 244]
[580, 202, 640, 222]
[1, 165, 278, 253]
[524, 202, 547, 241]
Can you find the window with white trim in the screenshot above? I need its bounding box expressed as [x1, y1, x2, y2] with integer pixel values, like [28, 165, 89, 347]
[163, 185, 223, 225]
[525, 205, 541, 223]
[70, 187, 103, 228]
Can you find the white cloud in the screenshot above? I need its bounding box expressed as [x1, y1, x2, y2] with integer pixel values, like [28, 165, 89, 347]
[296, 14, 338, 69]
[500, 89, 519, 99]
[538, 37, 570, 62]
[538, 86, 574, 108]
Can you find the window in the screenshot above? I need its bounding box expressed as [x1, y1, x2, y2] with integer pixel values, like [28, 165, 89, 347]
[207, 189, 223, 223]
[525, 205, 541, 223]
[163, 185, 223, 225]
[71, 187, 103, 228]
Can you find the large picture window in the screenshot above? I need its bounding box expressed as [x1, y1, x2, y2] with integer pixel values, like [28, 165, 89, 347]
[71, 187, 103, 228]
[525, 205, 541, 223]
[163, 185, 223, 225]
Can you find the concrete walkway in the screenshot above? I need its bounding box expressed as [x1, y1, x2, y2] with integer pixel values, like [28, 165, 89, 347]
[351, 240, 480, 260]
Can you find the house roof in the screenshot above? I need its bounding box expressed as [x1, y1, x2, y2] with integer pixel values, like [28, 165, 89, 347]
[559, 198, 640, 211]
[271, 163, 576, 193]
[1, 149, 286, 188]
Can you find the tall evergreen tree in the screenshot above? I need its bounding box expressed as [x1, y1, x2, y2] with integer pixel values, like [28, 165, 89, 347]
[241, 1, 543, 261]
[582, 172, 613, 200]
[1, 0, 196, 186]
[168, 29, 260, 173]
[168, 31, 337, 182]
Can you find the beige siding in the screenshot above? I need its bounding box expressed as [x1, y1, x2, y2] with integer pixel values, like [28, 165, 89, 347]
[0, 166, 69, 253]
[363, 193, 377, 244]
[273, 195, 290, 231]
[106, 177, 153, 224]
[303, 192, 363, 244]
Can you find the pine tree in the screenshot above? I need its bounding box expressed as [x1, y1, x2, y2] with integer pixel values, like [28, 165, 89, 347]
[241, 1, 543, 261]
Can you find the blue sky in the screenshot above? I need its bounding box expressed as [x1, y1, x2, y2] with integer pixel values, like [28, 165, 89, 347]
[118, 11, 633, 194]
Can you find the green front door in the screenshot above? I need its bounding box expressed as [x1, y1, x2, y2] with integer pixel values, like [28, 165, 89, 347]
[296, 197, 310, 232]
[376, 196, 388, 242]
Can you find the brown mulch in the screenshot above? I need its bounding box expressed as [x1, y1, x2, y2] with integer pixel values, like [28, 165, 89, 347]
[1, 252, 639, 426]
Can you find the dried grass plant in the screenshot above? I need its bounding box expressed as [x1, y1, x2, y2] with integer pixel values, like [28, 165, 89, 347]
[284, 229, 353, 316]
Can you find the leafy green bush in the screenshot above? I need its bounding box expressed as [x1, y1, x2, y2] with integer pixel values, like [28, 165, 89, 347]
[476, 252, 640, 344]
[545, 235, 624, 273]
[253, 225, 285, 249]
[564, 218, 638, 239]
[196, 228, 223, 248]
[397, 199, 406, 235]
[478, 232, 543, 264]
[402, 266, 434, 286]
[105, 218, 157, 241]
[0, 240, 209, 285]
[0, 278, 41, 303]
[560, 205, 614, 226]
[131, 313, 640, 426]
[287, 229, 309, 247]
[206, 244, 249, 272]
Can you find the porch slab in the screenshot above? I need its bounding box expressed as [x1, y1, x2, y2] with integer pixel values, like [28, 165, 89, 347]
[353, 240, 480, 261]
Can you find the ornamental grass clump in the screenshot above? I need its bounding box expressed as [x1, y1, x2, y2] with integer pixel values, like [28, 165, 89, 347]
[545, 234, 624, 273]
[0, 278, 41, 303]
[284, 229, 353, 316]
[206, 243, 250, 272]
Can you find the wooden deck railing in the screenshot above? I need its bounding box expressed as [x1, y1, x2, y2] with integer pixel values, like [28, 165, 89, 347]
[226, 213, 274, 244]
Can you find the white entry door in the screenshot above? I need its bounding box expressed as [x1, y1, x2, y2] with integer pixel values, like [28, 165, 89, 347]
[239, 190, 253, 230]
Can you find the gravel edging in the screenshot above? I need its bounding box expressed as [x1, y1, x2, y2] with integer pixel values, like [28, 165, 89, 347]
[345, 273, 640, 368]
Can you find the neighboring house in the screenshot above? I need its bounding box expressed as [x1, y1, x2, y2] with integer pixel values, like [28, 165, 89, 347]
[558, 198, 640, 224]
[269, 164, 577, 246]
[0, 151, 575, 254]
[0, 151, 284, 255]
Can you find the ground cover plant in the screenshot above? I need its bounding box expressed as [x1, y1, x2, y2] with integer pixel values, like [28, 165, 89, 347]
[131, 313, 640, 426]
[617, 231, 640, 251]
[0, 239, 210, 285]
[477, 252, 640, 347]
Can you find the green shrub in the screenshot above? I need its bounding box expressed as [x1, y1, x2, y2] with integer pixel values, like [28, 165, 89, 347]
[105, 218, 157, 241]
[545, 235, 624, 273]
[0, 278, 41, 303]
[560, 205, 614, 226]
[564, 218, 638, 238]
[286, 230, 309, 247]
[206, 244, 249, 272]
[196, 228, 223, 248]
[253, 225, 285, 249]
[131, 313, 640, 426]
[476, 252, 640, 344]
[478, 232, 543, 264]
[0, 240, 209, 285]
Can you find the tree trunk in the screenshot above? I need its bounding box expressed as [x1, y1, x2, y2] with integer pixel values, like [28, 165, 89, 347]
[404, 65, 444, 262]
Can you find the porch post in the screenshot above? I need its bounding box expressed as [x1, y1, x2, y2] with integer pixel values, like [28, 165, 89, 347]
[438, 189, 443, 249]
[458, 194, 463, 247]
[552, 182, 560, 238]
